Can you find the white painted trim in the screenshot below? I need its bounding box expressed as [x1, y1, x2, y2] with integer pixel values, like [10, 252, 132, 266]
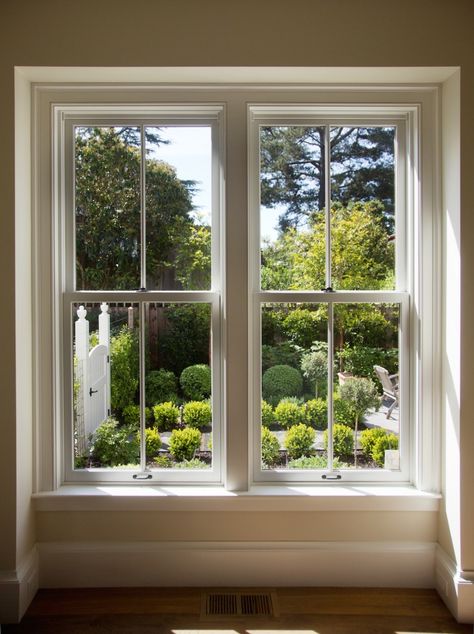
[435, 545, 474, 624]
[0, 548, 39, 624]
[38, 540, 436, 589]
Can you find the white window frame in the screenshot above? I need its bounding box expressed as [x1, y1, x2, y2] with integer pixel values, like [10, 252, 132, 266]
[32, 83, 440, 493]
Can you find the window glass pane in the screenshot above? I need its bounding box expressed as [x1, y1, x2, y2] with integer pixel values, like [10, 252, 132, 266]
[261, 303, 329, 470]
[73, 302, 140, 469]
[145, 303, 212, 469]
[330, 127, 396, 290]
[260, 126, 326, 291]
[75, 127, 141, 290]
[333, 302, 400, 470]
[145, 127, 212, 290]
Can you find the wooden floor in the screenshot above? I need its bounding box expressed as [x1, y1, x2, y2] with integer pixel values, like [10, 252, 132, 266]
[3, 587, 472, 634]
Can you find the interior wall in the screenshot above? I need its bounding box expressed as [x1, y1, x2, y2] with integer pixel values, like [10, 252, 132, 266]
[0, 0, 472, 619]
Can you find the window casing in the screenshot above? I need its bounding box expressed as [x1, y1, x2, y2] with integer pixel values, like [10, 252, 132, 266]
[32, 84, 440, 492]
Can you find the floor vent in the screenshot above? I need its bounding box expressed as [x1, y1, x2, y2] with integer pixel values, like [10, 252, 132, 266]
[201, 591, 277, 619]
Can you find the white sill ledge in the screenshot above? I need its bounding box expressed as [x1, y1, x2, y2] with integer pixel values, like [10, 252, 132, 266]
[32, 485, 441, 512]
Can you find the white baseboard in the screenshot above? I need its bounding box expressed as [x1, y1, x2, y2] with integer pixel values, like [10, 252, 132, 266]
[0, 547, 39, 624]
[39, 540, 436, 589]
[435, 545, 474, 624]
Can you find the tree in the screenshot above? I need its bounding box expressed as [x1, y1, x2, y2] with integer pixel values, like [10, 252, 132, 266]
[260, 126, 395, 231]
[301, 348, 327, 398]
[339, 378, 380, 467]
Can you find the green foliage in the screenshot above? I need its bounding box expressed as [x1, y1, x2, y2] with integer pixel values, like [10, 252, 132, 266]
[261, 400, 274, 427]
[182, 400, 212, 428]
[284, 424, 316, 459]
[261, 342, 301, 371]
[339, 378, 380, 426]
[301, 348, 327, 397]
[360, 427, 389, 459]
[305, 398, 327, 430]
[337, 344, 398, 379]
[361, 428, 399, 467]
[180, 364, 212, 401]
[333, 394, 356, 427]
[110, 327, 139, 412]
[168, 427, 202, 461]
[288, 455, 348, 469]
[145, 369, 178, 407]
[91, 418, 139, 467]
[159, 304, 211, 376]
[153, 455, 172, 468]
[173, 458, 209, 469]
[262, 364, 303, 406]
[323, 423, 354, 459]
[140, 427, 162, 459]
[122, 404, 152, 429]
[274, 399, 305, 429]
[261, 309, 284, 346]
[174, 223, 211, 290]
[152, 402, 180, 431]
[261, 427, 281, 466]
[281, 308, 323, 348]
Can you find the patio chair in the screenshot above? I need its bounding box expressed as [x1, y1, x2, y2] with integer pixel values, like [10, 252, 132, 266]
[373, 365, 399, 419]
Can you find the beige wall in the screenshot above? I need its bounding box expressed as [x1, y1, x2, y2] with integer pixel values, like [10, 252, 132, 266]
[0, 0, 473, 596]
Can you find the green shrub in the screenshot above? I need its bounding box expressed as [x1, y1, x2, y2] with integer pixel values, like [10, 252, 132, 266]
[360, 427, 389, 460]
[262, 364, 303, 406]
[288, 455, 348, 469]
[138, 427, 162, 459]
[145, 369, 178, 407]
[182, 400, 212, 428]
[173, 458, 209, 469]
[122, 404, 152, 429]
[372, 432, 399, 467]
[180, 364, 211, 401]
[305, 398, 327, 429]
[153, 455, 172, 468]
[337, 344, 398, 380]
[274, 399, 305, 429]
[169, 427, 202, 461]
[323, 423, 354, 459]
[152, 402, 180, 431]
[301, 348, 327, 398]
[282, 308, 322, 348]
[333, 394, 356, 427]
[261, 342, 301, 372]
[284, 424, 316, 459]
[91, 418, 139, 467]
[110, 327, 139, 411]
[261, 400, 274, 427]
[261, 427, 280, 466]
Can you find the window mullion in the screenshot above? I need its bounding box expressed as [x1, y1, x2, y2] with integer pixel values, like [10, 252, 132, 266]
[138, 125, 147, 474]
[325, 124, 335, 471]
[140, 124, 147, 290]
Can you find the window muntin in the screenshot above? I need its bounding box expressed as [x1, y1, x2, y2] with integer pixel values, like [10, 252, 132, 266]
[250, 110, 409, 483]
[62, 109, 223, 483]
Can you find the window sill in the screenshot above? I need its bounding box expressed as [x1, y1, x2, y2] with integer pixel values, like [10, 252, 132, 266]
[32, 484, 441, 512]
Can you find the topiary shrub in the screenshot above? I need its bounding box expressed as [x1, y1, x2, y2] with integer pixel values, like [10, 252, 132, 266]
[152, 402, 180, 431]
[91, 418, 139, 467]
[261, 426, 280, 466]
[169, 427, 202, 461]
[305, 398, 327, 429]
[122, 404, 152, 429]
[262, 364, 303, 406]
[138, 427, 162, 459]
[323, 423, 354, 459]
[288, 455, 348, 469]
[360, 427, 389, 461]
[180, 364, 211, 401]
[301, 348, 327, 398]
[145, 369, 178, 407]
[274, 399, 305, 429]
[339, 377, 380, 466]
[182, 400, 212, 428]
[261, 400, 274, 427]
[284, 423, 316, 459]
[372, 432, 399, 467]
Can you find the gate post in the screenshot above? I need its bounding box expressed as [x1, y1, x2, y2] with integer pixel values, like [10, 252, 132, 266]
[74, 306, 89, 455]
[99, 303, 111, 417]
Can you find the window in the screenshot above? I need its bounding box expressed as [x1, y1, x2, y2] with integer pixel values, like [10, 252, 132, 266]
[34, 84, 439, 490]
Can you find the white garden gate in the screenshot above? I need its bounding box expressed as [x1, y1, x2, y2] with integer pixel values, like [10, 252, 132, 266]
[75, 303, 111, 452]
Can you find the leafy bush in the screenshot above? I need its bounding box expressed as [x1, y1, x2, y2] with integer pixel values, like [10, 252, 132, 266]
[138, 427, 162, 459]
[173, 458, 209, 469]
[282, 308, 323, 348]
[182, 400, 212, 428]
[145, 369, 178, 406]
[372, 432, 399, 467]
[261, 342, 301, 372]
[152, 402, 180, 431]
[305, 398, 327, 429]
[339, 378, 379, 428]
[323, 423, 354, 459]
[180, 364, 212, 401]
[110, 327, 139, 411]
[168, 427, 202, 461]
[333, 394, 356, 427]
[288, 455, 348, 469]
[337, 344, 398, 380]
[122, 404, 152, 429]
[301, 348, 327, 398]
[274, 399, 305, 429]
[261, 400, 274, 427]
[284, 424, 316, 459]
[261, 426, 280, 466]
[360, 427, 389, 460]
[91, 418, 139, 467]
[262, 364, 303, 406]
[153, 455, 172, 468]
